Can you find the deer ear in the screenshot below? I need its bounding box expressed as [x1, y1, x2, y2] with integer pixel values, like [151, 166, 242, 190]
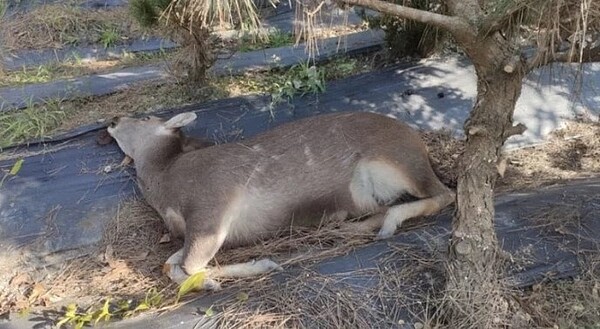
[164, 112, 197, 129]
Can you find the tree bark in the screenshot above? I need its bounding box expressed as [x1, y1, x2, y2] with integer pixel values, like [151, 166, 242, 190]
[443, 33, 528, 327]
[444, 71, 525, 327]
[340, 0, 471, 36]
[332, 0, 531, 325]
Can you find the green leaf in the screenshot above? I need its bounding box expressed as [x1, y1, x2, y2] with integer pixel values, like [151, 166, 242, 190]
[65, 303, 78, 318]
[79, 312, 93, 323]
[176, 271, 206, 302]
[94, 299, 112, 325]
[117, 299, 132, 312]
[56, 317, 72, 328]
[132, 302, 150, 313]
[9, 158, 24, 175]
[204, 306, 214, 317]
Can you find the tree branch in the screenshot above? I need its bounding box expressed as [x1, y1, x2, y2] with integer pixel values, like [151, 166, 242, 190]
[338, 0, 472, 37]
[527, 46, 600, 71]
[503, 123, 527, 139]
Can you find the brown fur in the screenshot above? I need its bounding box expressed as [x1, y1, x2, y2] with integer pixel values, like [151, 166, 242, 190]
[108, 111, 454, 287]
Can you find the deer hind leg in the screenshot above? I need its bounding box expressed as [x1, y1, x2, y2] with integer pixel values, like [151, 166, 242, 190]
[350, 158, 454, 239]
[376, 192, 454, 239]
[340, 212, 387, 234]
[375, 158, 455, 239]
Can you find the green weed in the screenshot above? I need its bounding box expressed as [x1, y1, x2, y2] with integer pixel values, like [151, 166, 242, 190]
[323, 57, 359, 80]
[0, 51, 171, 88]
[270, 61, 326, 105]
[0, 99, 66, 148]
[54, 282, 208, 328]
[0, 65, 54, 87]
[239, 29, 294, 52]
[0, 158, 24, 187]
[56, 299, 113, 329]
[99, 26, 121, 48]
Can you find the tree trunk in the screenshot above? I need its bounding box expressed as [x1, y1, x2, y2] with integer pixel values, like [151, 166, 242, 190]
[444, 34, 527, 327]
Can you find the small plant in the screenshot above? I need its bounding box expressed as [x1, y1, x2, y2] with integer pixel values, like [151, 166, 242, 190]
[99, 26, 121, 48]
[53, 279, 215, 328]
[129, 0, 263, 82]
[0, 99, 66, 148]
[0, 158, 24, 187]
[239, 29, 294, 52]
[129, 0, 215, 82]
[68, 51, 84, 66]
[56, 299, 112, 329]
[324, 57, 358, 80]
[0, 65, 54, 87]
[55, 288, 167, 328]
[124, 287, 164, 317]
[271, 61, 326, 105]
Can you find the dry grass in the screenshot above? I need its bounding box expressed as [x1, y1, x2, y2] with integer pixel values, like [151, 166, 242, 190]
[0, 4, 151, 51]
[0, 51, 172, 87]
[1, 58, 599, 325]
[0, 201, 179, 316]
[432, 254, 532, 329]
[419, 120, 600, 193]
[52, 80, 228, 133]
[524, 202, 584, 235]
[0, 197, 434, 319]
[517, 255, 600, 328]
[498, 121, 600, 191]
[421, 129, 464, 189]
[214, 243, 445, 328]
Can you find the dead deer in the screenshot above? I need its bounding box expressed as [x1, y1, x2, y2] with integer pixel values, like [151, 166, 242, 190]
[107, 111, 454, 290]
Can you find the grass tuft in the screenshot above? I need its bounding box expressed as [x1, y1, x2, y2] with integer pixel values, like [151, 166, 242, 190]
[0, 100, 66, 148]
[238, 29, 294, 52]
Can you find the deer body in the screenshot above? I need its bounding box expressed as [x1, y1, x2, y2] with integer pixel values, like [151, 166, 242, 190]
[108, 111, 454, 289]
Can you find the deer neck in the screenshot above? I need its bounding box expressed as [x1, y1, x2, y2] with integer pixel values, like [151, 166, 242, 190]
[134, 136, 183, 181]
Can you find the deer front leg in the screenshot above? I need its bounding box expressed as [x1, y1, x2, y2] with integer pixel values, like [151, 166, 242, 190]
[163, 248, 283, 291]
[163, 248, 222, 290]
[163, 206, 282, 291]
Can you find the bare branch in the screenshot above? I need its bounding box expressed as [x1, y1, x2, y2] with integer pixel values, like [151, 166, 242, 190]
[338, 0, 472, 37]
[503, 55, 522, 73]
[503, 123, 527, 139]
[527, 46, 600, 70]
